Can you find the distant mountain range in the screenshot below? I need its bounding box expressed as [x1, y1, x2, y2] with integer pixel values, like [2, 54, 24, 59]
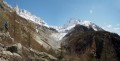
[14, 4, 103, 33]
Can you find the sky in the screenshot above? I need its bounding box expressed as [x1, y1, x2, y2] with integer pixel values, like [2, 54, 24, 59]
[5, 0, 120, 35]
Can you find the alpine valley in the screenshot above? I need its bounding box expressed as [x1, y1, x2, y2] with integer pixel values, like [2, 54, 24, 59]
[0, 1, 120, 61]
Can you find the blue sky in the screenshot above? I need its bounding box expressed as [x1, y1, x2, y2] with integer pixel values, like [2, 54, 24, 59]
[5, 0, 120, 35]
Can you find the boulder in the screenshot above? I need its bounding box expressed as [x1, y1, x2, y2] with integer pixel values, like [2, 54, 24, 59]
[6, 43, 22, 53]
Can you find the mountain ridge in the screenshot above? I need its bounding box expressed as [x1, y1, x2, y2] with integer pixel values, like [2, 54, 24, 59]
[6, 3, 103, 33]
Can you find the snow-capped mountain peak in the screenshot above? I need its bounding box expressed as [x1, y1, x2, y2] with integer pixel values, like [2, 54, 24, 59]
[52, 19, 103, 33]
[14, 5, 49, 27]
[64, 18, 94, 28]
[63, 18, 81, 28]
[5, 3, 103, 33]
[7, 3, 103, 33]
[64, 19, 103, 31]
[80, 21, 92, 27]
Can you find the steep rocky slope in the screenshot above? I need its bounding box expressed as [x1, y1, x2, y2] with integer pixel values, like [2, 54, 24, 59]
[62, 24, 120, 61]
[0, 1, 58, 61]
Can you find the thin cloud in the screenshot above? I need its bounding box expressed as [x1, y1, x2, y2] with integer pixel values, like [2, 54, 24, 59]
[117, 24, 120, 26]
[102, 24, 120, 35]
[113, 28, 120, 30]
[106, 25, 112, 28]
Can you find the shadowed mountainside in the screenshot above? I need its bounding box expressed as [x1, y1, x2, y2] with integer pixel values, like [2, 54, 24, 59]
[62, 24, 120, 61]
